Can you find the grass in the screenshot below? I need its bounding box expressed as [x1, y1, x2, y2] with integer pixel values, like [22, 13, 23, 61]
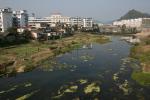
[132, 71, 150, 86]
[130, 37, 150, 86]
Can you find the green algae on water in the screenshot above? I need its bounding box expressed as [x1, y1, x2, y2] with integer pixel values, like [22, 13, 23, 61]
[84, 83, 100, 94]
[16, 90, 39, 100]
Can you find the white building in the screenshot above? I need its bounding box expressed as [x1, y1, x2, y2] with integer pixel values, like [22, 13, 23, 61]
[46, 12, 70, 24]
[70, 17, 82, 27]
[113, 18, 150, 28]
[83, 18, 93, 28]
[70, 17, 93, 28]
[28, 13, 70, 29]
[28, 17, 51, 29]
[28, 12, 93, 29]
[13, 10, 28, 28]
[0, 8, 13, 32]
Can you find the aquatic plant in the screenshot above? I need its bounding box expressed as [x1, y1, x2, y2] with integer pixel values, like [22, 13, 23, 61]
[78, 79, 88, 84]
[80, 55, 94, 62]
[0, 85, 18, 94]
[64, 85, 78, 93]
[113, 73, 119, 81]
[16, 90, 39, 100]
[84, 83, 100, 94]
[52, 85, 78, 99]
[119, 80, 132, 95]
[24, 83, 32, 87]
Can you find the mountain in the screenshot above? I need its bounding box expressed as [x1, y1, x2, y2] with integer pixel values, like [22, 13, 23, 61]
[119, 9, 150, 20]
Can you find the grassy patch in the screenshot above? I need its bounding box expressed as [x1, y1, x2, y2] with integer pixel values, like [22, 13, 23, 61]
[130, 37, 150, 86]
[132, 71, 150, 86]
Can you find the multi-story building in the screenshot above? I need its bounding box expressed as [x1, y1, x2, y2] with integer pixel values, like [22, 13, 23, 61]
[13, 10, 28, 28]
[28, 12, 93, 29]
[83, 18, 93, 28]
[46, 12, 70, 24]
[70, 17, 82, 27]
[113, 18, 150, 28]
[0, 8, 13, 32]
[28, 17, 51, 29]
[28, 13, 70, 29]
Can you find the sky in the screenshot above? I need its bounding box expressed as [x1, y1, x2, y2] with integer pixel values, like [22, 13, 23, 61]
[0, 0, 150, 22]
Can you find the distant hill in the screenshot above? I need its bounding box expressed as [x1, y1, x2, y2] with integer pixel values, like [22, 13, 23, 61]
[119, 9, 150, 20]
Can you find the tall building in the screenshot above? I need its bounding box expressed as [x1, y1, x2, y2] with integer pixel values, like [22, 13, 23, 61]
[83, 18, 93, 28]
[70, 17, 82, 27]
[0, 8, 13, 32]
[13, 10, 28, 28]
[70, 17, 93, 28]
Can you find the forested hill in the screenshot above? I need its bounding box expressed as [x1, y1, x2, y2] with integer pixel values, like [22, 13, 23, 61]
[119, 9, 150, 20]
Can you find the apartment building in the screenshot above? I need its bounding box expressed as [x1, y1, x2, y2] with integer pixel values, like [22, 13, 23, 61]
[28, 17, 51, 29]
[13, 10, 28, 28]
[113, 18, 150, 28]
[0, 8, 13, 32]
[46, 12, 70, 24]
[83, 18, 93, 28]
[28, 12, 93, 29]
[29, 13, 70, 29]
[70, 17, 82, 27]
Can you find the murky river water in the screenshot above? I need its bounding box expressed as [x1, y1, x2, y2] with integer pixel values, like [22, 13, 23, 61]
[0, 36, 150, 100]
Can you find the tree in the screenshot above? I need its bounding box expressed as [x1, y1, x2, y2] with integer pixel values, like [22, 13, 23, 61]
[22, 30, 32, 41]
[7, 27, 18, 37]
[121, 24, 127, 33]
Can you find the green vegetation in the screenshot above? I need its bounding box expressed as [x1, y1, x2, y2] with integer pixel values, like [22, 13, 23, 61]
[130, 37, 150, 86]
[119, 80, 132, 95]
[16, 90, 39, 100]
[78, 79, 88, 85]
[131, 46, 150, 63]
[132, 71, 150, 86]
[84, 83, 100, 94]
[52, 79, 101, 99]
[64, 85, 78, 93]
[120, 9, 150, 20]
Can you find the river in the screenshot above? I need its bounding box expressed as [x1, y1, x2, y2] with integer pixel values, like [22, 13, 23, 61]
[0, 36, 149, 100]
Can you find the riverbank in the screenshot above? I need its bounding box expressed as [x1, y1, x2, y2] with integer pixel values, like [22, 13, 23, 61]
[130, 36, 150, 86]
[0, 32, 110, 77]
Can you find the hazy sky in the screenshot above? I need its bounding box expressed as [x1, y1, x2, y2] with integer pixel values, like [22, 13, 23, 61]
[0, 0, 150, 22]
